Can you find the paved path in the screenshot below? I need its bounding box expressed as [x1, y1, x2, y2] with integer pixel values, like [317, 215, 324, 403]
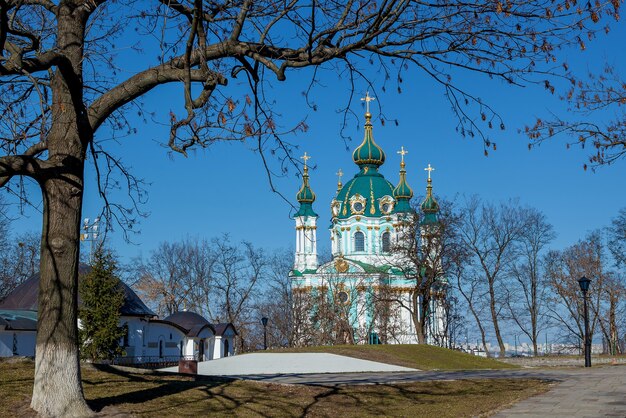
[230, 366, 626, 417]
[161, 353, 416, 375]
[493, 366, 626, 418]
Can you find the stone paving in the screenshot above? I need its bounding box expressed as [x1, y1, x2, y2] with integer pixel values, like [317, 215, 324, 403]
[494, 366, 626, 418]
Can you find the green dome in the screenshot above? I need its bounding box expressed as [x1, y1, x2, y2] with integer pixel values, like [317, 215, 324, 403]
[420, 178, 439, 225]
[295, 165, 318, 217]
[393, 161, 414, 214]
[335, 166, 395, 219]
[352, 113, 385, 167]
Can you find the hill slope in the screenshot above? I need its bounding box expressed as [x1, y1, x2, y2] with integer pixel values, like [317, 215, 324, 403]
[270, 345, 517, 370]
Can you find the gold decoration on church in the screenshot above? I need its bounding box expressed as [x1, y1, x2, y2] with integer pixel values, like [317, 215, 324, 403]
[335, 257, 349, 273]
[330, 199, 341, 217]
[379, 195, 395, 215]
[349, 194, 366, 215]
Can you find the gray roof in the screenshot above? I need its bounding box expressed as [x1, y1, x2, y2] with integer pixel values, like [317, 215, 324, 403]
[213, 323, 238, 336]
[163, 311, 215, 337]
[0, 265, 156, 317]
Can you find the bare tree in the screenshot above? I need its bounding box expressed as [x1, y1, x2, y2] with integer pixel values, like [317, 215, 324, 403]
[381, 199, 462, 345]
[254, 248, 295, 348]
[0, 0, 618, 414]
[608, 208, 626, 268]
[544, 233, 606, 350]
[133, 240, 197, 317]
[505, 208, 555, 355]
[458, 197, 530, 357]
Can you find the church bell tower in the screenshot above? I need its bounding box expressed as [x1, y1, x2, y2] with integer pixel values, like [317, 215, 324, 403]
[293, 153, 319, 272]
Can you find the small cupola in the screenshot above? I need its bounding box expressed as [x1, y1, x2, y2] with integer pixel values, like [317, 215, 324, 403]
[295, 152, 318, 217]
[421, 164, 440, 225]
[393, 146, 413, 213]
[352, 93, 385, 169]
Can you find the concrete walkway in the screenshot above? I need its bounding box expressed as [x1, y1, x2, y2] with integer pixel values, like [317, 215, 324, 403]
[494, 366, 626, 417]
[161, 353, 417, 375]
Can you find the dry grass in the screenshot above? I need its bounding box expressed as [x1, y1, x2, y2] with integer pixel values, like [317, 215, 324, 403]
[268, 344, 518, 370]
[0, 358, 549, 417]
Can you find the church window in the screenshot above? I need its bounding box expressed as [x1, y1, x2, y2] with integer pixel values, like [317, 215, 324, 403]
[382, 232, 391, 253]
[337, 291, 350, 304]
[354, 231, 365, 251]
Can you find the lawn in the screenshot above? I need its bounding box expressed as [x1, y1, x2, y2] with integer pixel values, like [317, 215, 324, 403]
[0, 358, 549, 417]
[268, 344, 518, 370]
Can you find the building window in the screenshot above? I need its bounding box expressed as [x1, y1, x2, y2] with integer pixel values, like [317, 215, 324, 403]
[354, 231, 365, 252]
[382, 232, 391, 253]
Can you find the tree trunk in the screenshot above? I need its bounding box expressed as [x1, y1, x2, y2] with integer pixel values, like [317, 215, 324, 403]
[30, 7, 91, 415]
[489, 278, 506, 357]
[412, 291, 425, 344]
[31, 172, 90, 417]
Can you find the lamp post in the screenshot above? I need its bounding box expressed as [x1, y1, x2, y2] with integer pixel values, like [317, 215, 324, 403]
[261, 317, 269, 350]
[578, 276, 592, 367]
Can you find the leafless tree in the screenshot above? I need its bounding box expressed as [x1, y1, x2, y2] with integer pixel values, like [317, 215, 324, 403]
[608, 208, 626, 268]
[381, 199, 463, 345]
[132, 235, 266, 351]
[0, 0, 618, 414]
[251, 249, 291, 348]
[544, 233, 606, 350]
[457, 197, 530, 357]
[504, 208, 555, 355]
[133, 240, 197, 317]
[595, 272, 625, 354]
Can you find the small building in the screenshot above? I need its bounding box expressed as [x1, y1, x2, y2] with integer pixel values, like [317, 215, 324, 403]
[0, 268, 236, 364]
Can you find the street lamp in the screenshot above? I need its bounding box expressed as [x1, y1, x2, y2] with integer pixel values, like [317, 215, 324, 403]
[261, 317, 269, 350]
[578, 276, 592, 368]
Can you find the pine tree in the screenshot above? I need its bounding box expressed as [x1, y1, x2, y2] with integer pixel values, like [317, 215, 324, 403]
[78, 248, 125, 362]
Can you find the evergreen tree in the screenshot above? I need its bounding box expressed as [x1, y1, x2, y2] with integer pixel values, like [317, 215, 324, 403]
[78, 249, 125, 362]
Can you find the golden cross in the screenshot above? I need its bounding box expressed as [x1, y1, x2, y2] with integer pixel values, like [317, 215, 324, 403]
[360, 91, 376, 113]
[336, 169, 343, 183]
[397, 146, 408, 164]
[301, 152, 311, 167]
[424, 163, 435, 180]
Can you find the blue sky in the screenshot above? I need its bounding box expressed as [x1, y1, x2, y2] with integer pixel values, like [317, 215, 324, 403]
[5, 18, 626, 266]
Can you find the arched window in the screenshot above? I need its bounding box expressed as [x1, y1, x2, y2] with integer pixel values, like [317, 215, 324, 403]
[382, 232, 391, 253]
[337, 232, 342, 253]
[354, 231, 365, 252]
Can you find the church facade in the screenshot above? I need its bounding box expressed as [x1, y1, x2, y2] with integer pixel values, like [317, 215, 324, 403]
[290, 105, 448, 346]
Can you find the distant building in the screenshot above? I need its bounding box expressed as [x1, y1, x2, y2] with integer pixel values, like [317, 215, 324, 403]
[0, 267, 236, 363]
[290, 100, 448, 346]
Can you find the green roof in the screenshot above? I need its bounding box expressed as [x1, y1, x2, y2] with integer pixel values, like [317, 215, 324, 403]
[346, 258, 390, 274]
[294, 202, 318, 217]
[352, 113, 385, 167]
[335, 167, 395, 219]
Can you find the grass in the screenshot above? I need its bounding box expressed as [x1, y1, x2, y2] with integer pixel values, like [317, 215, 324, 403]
[268, 344, 518, 370]
[0, 358, 549, 417]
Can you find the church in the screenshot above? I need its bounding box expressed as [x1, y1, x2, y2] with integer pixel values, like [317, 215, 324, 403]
[290, 96, 448, 346]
